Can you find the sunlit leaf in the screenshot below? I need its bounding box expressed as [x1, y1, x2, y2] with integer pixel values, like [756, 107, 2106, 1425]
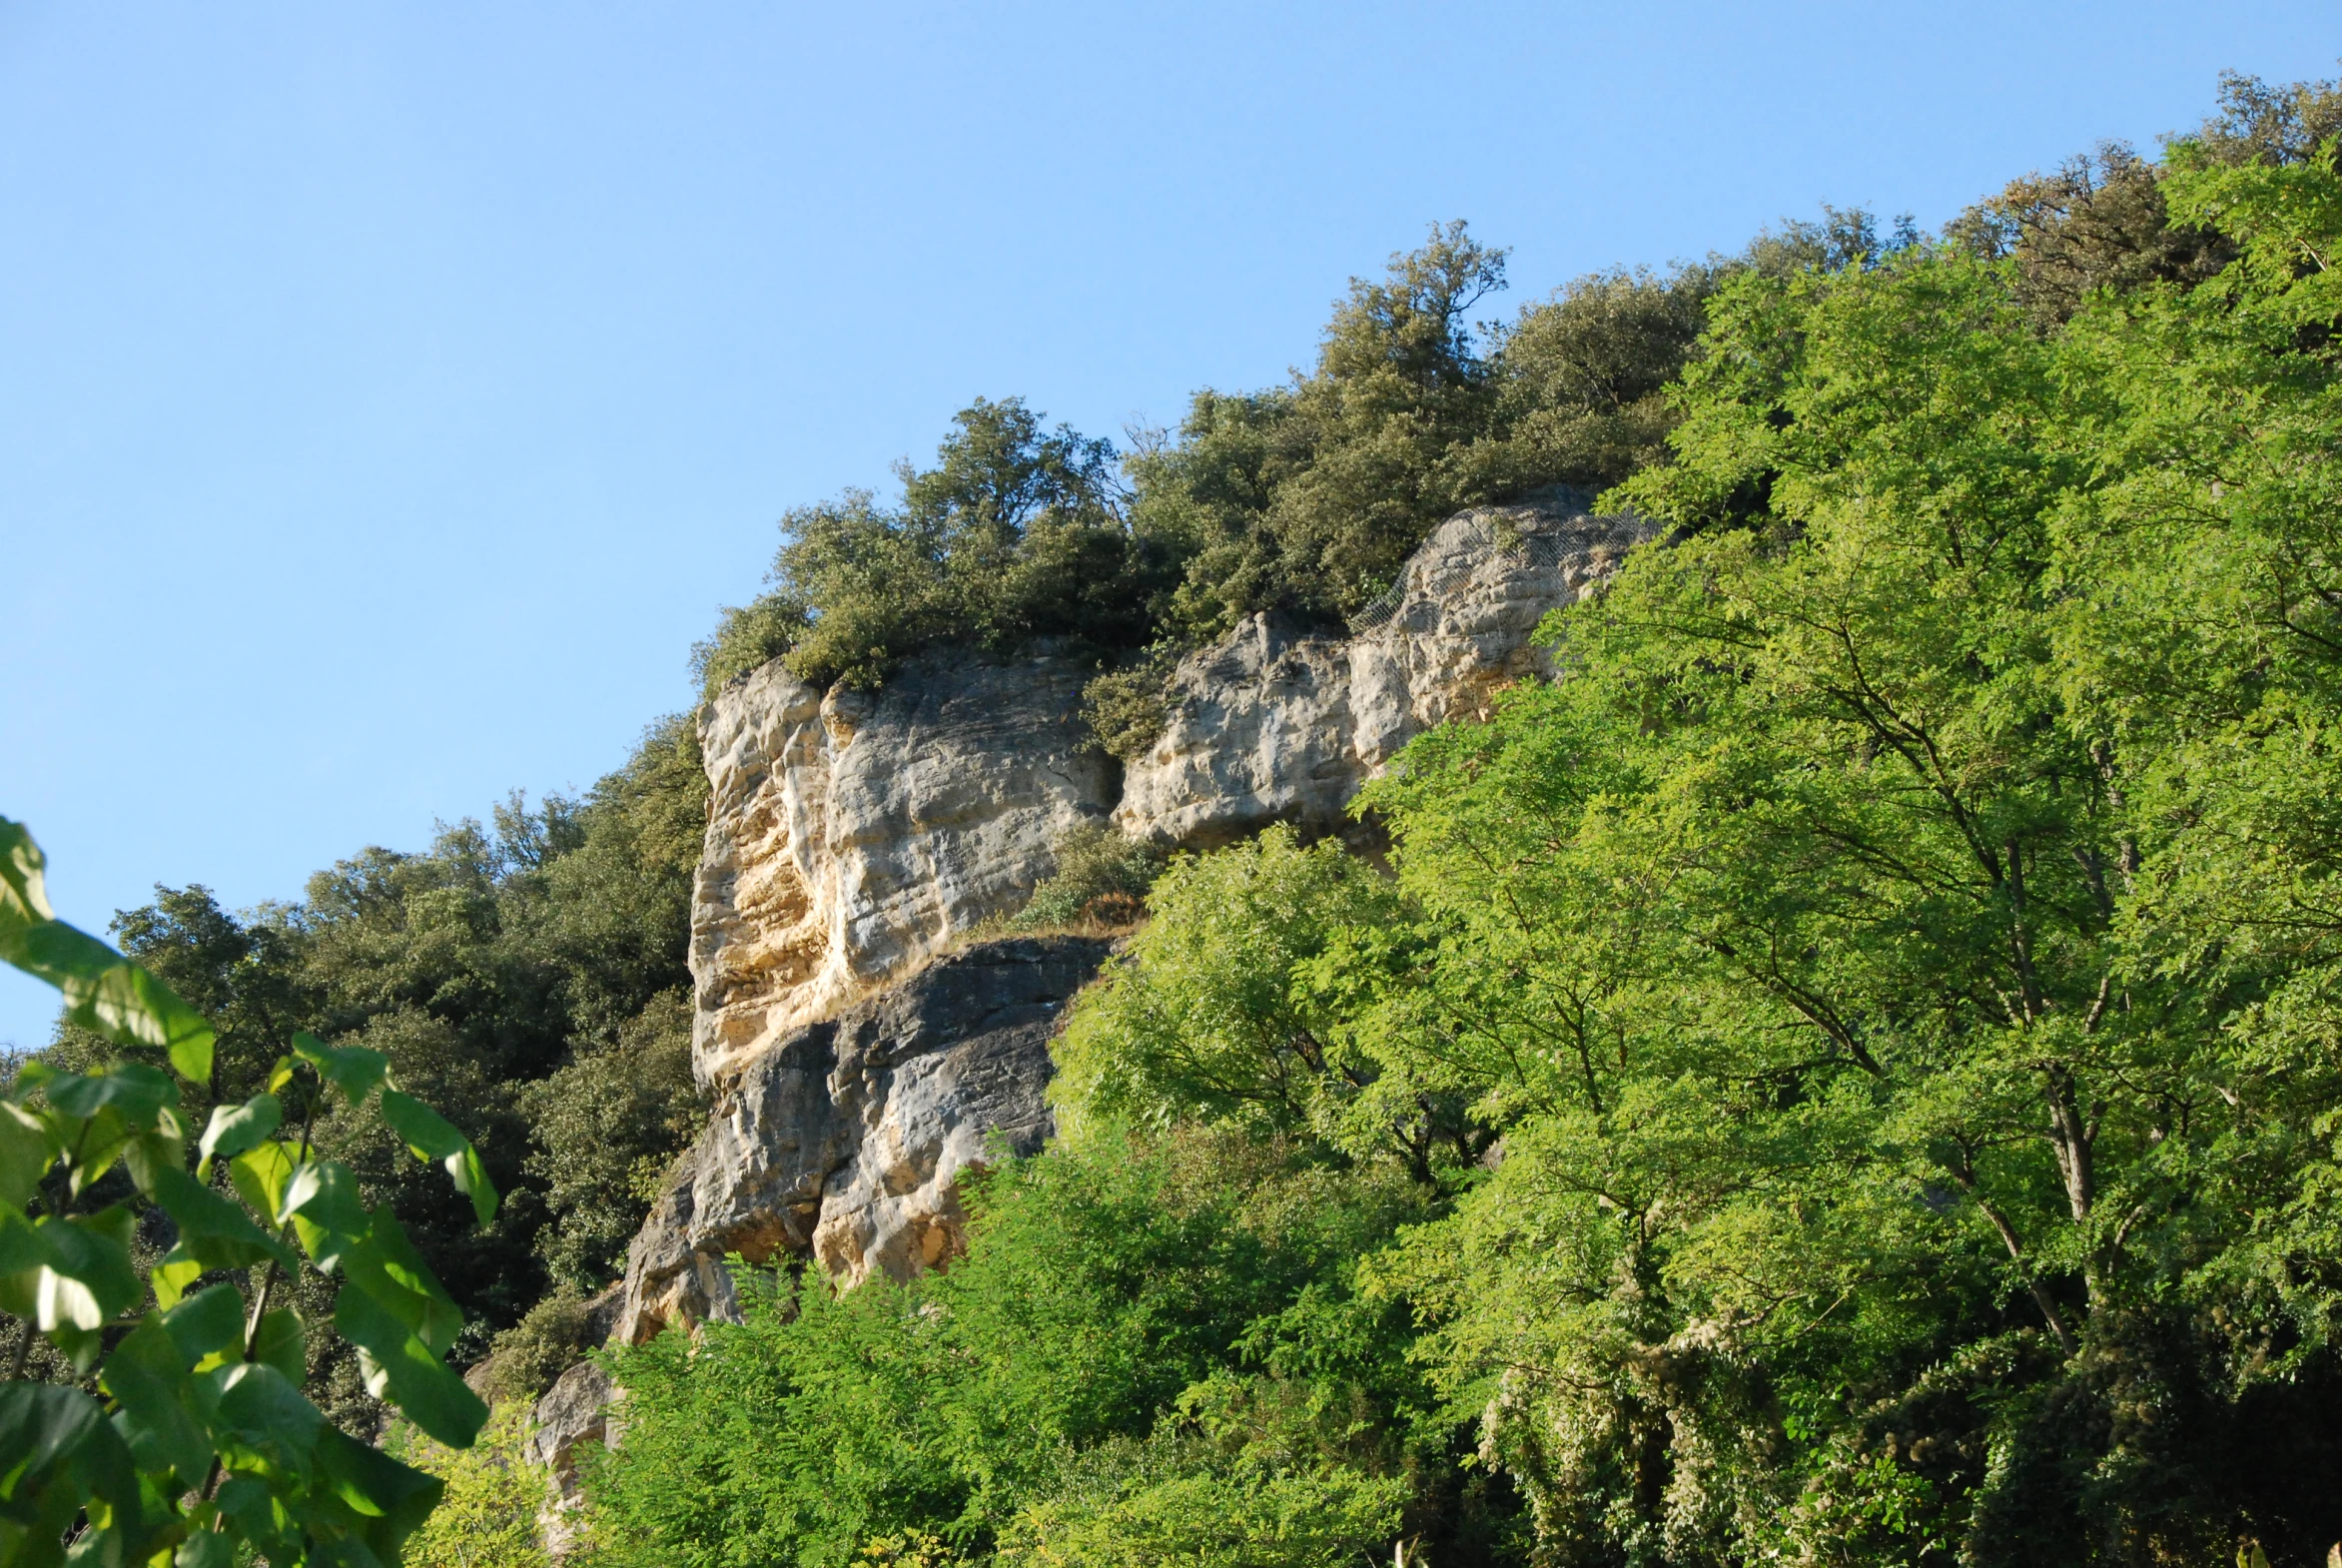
[207, 1363, 322, 1481]
[1, 922, 213, 1085]
[313, 1424, 442, 1551]
[147, 1246, 203, 1311]
[36, 1210, 139, 1332]
[157, 1283, 246, 1371]
[379, 1089, 498, 1225]
[291, 1033, 386, 1107]
[0, 1102, 54, 1211]
[332, 1282, 485, 1447]
[0, 819, 57, 935]
[146, 1165, 295, 1273]
[251, 1309, 306, 1387]
[227, 1142, 298, 1227]
[44, 1064, 177, 1122]
[196, 1094, 281, 1181]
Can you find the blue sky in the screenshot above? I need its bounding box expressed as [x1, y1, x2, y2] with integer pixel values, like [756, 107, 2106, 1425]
[2, 2, 2334, 1049]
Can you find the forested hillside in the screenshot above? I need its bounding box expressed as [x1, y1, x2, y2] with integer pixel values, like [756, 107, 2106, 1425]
[585, 71, 2342, 1567]
[33, 66, 2342, 1568]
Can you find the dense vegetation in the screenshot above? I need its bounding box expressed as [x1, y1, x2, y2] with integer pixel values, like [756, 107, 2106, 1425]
[575, 71, 2342, 1568]
[0, 818, 506, 1567]
[20, 64, 2342, 1568]
[32, 718, 709, 1430]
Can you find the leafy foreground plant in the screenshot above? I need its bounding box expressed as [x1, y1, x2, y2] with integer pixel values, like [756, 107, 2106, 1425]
[0, 816, 496, 1568]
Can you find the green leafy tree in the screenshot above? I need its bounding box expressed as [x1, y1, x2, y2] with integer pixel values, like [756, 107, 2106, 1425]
[0, 817, 498, 1567]
[695, 398, 1176, 696]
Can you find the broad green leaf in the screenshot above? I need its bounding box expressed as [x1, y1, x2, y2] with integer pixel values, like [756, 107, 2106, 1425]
[227, 1140, 299, 1228]
[158, 1284, 246, 1370]
[44, 1064, 177, 1122]
[196, 1094, 281, 1180]
[379, 1089, 498, 1225]
[291, 1033, 386, 1107]
[62, 1106, 134, 1198]
[2, 923, 213, 1085]
[208, 1363, 322, 1479]
[265, 1056, 295, 1096]
[211, 1476, 292, 1562]
[0, 1101, 55, 1209]
[314, 1425, 444, 1561]
[0, 1209, 50, 1320]
[251, 1308, 306, 1386]
[0, 819, 56, 935]
[147, 1247, 203, 1312]
[121, 1120, 187, 1196]
[359, 1214, 463, 1356]
[0, 1383, 143, 1559]
[173, 1531, 233, 1568]
[332, 1281, 485, 1447]
[145, 1165, 294, 1273]
[36, 1211, 140, 1332]
[98, 1321, 212, 1486]
[283, 1162, 372, 1270]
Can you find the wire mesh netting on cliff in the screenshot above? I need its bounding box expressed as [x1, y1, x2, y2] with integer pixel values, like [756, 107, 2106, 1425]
[1344, 505, 1654, 638]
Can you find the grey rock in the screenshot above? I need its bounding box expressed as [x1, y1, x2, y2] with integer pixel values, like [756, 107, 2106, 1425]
[528, 1358, 618, 1555]
[613, 935, 1112, 1345]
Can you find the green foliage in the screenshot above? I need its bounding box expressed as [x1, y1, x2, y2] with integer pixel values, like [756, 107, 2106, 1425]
[700, 222, 1723, 703]
[1050, 828, 1414, 1154]
[1076, 651, 1177, 764]
[474, 1285, 603, 1409]
[390, 1402, 548, 1568]
[1292, 109, 2342, 1562]
[696, 398, 1178, 697]
[588, 72, 2342, 1567]
[578, 1132, 1465, 1568]
[0, 816, 499, 1568]
[1006, 827, 1165, 934]
[39, 715, 709, 1427]
[517, 992, 703, 1291]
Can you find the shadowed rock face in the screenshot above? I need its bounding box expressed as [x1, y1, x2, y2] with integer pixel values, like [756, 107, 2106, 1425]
[613, 935, 1113, 1345]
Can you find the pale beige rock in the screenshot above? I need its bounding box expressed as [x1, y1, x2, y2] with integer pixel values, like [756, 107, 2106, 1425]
[528, 1359, 617, 1556]
[691, 648, 1118, 1088]
[1115, 490, 1652, 846]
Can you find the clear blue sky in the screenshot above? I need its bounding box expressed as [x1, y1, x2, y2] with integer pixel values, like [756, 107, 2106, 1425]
[2, 2, 2333, 1049]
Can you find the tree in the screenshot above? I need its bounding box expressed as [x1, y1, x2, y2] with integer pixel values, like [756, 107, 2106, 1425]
[0, 816, 499, 1568]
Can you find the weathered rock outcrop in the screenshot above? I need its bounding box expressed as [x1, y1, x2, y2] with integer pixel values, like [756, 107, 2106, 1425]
[530, 491, 1651, 1506]
[1114, 492, 1654, 847]
[691, 649, 1117, 1087]
[612, 935, 1112, 1345]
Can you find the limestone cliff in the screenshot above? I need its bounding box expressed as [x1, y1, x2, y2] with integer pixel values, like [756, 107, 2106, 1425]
[691, 649, 1117, 1087]
[613, 935, 1110, 1344]
[531, 489, 1650, 1490]
[1114, 492, 1653, 847]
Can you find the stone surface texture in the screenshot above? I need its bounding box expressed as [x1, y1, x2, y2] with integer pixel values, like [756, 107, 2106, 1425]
[1114, 490, 1654, 847]
[690, 646, 1118, 1087]
[611, 936, 1113, 1346]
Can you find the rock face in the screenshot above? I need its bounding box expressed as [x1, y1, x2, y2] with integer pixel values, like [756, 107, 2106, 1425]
[691, 647, 1119, 1087]
[530, 491, 1651, 1508]
[1114, 491, 1655, 847]
[612, 935, 1113, 1345]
